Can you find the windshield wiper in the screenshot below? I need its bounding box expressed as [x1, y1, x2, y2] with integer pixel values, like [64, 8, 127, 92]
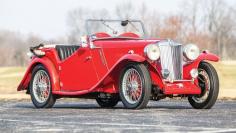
[101, 20, 118, 35]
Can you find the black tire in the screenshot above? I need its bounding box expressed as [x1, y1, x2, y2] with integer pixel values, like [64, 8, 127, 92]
[119, 63, 151, 109]
[188, 62, 219, 109]
[96, 95, 119, 108]
[29, 64, 56, 108]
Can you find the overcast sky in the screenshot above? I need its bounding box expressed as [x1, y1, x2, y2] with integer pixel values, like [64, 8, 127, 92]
[0, 0, 235, 39]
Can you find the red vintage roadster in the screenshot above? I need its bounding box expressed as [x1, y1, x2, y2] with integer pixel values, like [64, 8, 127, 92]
[17, 19, 219, 109]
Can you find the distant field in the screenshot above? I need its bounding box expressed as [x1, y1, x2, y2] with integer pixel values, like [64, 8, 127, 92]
[0, 67, 26, 94]
[0, 61, 235, 99]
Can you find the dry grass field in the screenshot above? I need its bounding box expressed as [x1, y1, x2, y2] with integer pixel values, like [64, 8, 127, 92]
[0, 61, 235, 100]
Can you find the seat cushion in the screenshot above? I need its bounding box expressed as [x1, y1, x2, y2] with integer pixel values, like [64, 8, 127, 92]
[56, 45, 80, 60]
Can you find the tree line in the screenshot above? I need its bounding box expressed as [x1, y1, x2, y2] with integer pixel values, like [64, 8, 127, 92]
[0, 0, 235, 66]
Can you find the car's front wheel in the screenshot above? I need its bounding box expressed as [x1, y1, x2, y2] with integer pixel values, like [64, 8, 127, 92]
[30, 65, 56, 108]
[188, 62, 219, 109]
[119, 63, 151, 109]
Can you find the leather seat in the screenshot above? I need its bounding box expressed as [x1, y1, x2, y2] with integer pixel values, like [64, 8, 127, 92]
[56, 45, 80, 60]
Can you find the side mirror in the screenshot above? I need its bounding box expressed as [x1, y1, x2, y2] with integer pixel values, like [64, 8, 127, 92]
[80, 36, 88, 47]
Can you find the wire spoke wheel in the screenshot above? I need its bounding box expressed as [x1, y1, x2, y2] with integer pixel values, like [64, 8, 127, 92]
[32, 70, 50, 103]
[119, 64, 151, 109]
[188, 62, 219, 109]
[30, 65, 56, 108]
[122, 68, 142, 104]
[192, 68, 210, 103]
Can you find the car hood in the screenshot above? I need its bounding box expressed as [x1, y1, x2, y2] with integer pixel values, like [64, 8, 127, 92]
[93, 39, 161, 48]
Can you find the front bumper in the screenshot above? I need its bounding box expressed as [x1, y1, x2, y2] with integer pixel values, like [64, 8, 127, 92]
[163, 80, 201, 95]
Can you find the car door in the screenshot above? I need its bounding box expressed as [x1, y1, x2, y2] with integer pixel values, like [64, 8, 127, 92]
[90, 41, 109, 80]
[59, 47, 98, 91]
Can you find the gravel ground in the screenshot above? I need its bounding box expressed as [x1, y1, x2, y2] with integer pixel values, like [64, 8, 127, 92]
[0, 99, 235, 132]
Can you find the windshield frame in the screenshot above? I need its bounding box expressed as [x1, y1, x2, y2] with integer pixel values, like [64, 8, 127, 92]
[85, 19, 147, 39]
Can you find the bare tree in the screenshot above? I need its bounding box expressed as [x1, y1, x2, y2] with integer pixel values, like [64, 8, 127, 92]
[115, 1, 135, 20]
[67, 8, 110, 43]
[177, 0, 236, 59]
[138, 3, 161, 38]
[0, 30, 45, 66]
[158, 15, 184, 41]
[203, 0, 236, 59]
[180, 0, 202, 35]
[65, 0, 236, 60]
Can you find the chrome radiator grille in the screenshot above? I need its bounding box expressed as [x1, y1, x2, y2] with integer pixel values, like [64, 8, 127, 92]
[159, 41, 183, 80]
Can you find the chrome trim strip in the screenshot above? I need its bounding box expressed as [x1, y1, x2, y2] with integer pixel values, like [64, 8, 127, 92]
[99, 49, 106, 66]
[164, 79, 194, 82]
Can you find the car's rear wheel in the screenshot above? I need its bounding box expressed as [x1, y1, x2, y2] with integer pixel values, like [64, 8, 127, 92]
[30, 64, 56, 108]
[119, 63, 151, 109]
[188, 62, 219, 109]
[96, 94, 119, 108]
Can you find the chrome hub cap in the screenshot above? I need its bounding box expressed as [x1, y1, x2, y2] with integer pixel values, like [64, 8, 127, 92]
[192, 69, 210, 103]
[122, 68, 142, 104]
[32, 70, 50, 103]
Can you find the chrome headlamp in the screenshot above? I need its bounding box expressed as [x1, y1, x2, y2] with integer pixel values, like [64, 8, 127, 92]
[144, 44, 160, 61]
[183, 44, 200, 61]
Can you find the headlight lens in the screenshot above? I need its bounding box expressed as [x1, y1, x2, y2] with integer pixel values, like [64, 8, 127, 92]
[144, 44, 160, 61]
[183, 44, 200, 61]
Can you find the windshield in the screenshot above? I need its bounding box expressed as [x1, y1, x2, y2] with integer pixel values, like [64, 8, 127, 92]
[86, 19, 146, 38]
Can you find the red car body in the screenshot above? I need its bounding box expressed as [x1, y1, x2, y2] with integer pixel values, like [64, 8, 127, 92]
[17, 39, 219, 94]
[17, 19, 219, 109]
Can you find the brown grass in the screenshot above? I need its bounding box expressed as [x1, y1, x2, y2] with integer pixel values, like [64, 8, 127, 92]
[0, 61, 235, 100]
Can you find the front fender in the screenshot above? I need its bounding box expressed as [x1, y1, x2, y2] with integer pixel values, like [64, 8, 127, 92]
[17, 57, 60, 92]
[197, 51, 219, 62]
[191, 51, 219, 67]
[118, 53, 146, 62]
[183, 51, 219, 79]
[98, 54, 165, 93]
[92, 54, 146, 93]
[113, 54, 165, 89]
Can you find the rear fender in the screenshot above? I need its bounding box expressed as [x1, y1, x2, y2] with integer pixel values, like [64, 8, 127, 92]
[17, 57, 60, 92]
